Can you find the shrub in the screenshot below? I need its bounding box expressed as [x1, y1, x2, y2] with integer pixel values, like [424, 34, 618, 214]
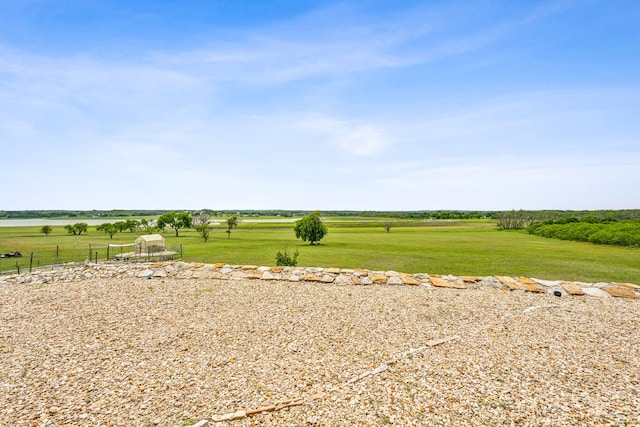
[276, 247, 299, 266]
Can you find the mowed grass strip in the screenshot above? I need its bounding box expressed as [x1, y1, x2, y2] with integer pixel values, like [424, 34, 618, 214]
[1, 220, 639, 284]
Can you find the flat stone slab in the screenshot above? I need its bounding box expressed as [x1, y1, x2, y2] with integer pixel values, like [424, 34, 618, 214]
[516, 277, 545, 293]
[400, 273, 420, 286]
[562, 283, 585, 296]
[430, 276, 466, 289]
[581, 287, 612, 298]
[387, 276, 404, 285]
[371, 274, 387, 284]
[603, 286, 638, 299]
[614, 282, 640, 290]
[495, 276, 525, 291]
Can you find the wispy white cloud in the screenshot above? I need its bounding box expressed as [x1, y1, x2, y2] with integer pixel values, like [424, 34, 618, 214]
[0, 1, 637, 210]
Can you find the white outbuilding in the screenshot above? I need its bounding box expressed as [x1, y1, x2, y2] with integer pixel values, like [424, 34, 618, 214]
[134, 234, 166, 255]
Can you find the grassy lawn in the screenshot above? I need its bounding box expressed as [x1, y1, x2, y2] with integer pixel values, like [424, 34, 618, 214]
[1, 220, 639, 283]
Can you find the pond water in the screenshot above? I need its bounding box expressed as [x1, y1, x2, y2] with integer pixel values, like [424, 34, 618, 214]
[0, 219, 120, 227]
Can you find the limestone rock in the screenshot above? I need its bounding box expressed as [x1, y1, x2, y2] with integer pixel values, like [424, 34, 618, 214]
[562, 283, 585, 296]
[478, 276, 504, 288]
[371, 274, 387, 284]
[231, 271, 247, 279]
[320, 274, 335, 283]
[531, 278, 561, 288]
[495, 276, 524, 290]
[430, 276, 466, 289]
[334, 275, 351, 285]
[516, 277, 545, 293]
[245, 270, 262, 279]
[603, 286, 638, 299]
[581, 287, 612, 298]
[400, 274, 420, 286]
[387, 276, 404, 285]
[614, 282, 640, 290]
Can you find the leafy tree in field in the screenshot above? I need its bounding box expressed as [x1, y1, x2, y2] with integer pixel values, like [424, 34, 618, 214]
[157, 212, 193, 237]
[294, 211, 327, 245]
[140, 218, 156, 233]
[64, 222, 89, 235]
[193, 212, 212, 242]
[40, 225, 52, 236]
[383, 220, 393, 233]
[96, 223, 118, 239]
[196, 224, 211, 242]
[114, 221, 129, 233]
[124, 219, 140, 232]
[226, 215, 239, 239]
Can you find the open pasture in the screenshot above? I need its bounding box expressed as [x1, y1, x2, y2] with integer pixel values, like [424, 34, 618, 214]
[1, 219, 639, 283]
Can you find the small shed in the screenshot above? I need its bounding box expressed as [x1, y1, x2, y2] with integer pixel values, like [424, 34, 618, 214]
[135, 234, 165, 255]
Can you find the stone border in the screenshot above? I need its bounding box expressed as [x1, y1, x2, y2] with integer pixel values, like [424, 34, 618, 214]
[1, 261, 638, 299]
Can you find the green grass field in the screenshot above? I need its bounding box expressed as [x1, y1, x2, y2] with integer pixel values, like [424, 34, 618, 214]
[1, 219, 639, 283]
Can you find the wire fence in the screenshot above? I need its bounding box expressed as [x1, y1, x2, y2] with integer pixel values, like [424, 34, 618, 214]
[0, 243, 182, 275]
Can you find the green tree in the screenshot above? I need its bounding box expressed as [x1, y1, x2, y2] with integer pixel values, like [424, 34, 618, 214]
[124, 219, 140, 232]
[114, 221, 128, 233]
[226, 215, 239, 239]
[139, 218, 156, 233]
[96, 223, 118, 239]
[193, 212, 212, 242]
[40, 225, 53, 236]
[294, 211, 328, 245]
[383, 220, 393, 233]
[157, 212, 193, 237]
[64, 222, 88, 235]
[196, 224, 211, 242]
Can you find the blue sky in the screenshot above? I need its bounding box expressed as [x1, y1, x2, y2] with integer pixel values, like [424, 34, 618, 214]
[1, 0, 639, 211]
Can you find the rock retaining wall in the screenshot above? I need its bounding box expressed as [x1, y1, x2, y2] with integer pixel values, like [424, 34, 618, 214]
[1, 261, 638, 299]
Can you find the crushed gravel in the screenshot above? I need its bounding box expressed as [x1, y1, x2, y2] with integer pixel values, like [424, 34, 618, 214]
[1, 276, 639, 426]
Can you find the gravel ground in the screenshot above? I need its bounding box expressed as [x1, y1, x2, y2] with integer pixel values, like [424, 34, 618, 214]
[1, 277, 639, 426]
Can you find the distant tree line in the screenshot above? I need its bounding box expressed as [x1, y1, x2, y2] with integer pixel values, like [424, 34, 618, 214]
[4, 209, 639, 221]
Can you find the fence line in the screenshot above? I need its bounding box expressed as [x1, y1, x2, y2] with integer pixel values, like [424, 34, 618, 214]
[0, 243, 182, 275]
